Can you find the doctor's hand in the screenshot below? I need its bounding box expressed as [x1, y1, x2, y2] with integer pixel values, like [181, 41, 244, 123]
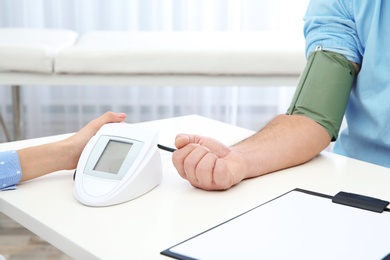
[18, 111, 127, 182]
[65, 111, 127, 170]
[172, 134, 248, 191]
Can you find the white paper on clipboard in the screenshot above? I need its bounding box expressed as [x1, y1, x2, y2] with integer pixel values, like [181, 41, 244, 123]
[161, 189, 390, 260]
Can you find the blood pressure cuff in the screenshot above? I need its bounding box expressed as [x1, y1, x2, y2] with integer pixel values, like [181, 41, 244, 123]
[286, 50, 356, 141]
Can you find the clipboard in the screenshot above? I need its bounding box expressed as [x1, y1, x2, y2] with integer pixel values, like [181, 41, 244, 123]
[161, 188, 390, 260]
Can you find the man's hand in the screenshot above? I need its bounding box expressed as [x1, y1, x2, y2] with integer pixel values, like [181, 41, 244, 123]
[172, 134, 247, 190]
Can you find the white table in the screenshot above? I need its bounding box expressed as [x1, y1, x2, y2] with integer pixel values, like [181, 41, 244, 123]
[1, 115, 390, 259]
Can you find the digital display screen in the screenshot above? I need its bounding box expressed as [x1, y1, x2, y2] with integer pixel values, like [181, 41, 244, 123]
[93, 140, 133, 174]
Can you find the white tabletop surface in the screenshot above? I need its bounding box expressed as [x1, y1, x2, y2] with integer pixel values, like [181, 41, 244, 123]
[1, 115, 390, 259]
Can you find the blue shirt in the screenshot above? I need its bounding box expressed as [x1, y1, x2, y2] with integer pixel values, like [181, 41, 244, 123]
[304, 0, 390, 167]
[0, 150, 22, 191]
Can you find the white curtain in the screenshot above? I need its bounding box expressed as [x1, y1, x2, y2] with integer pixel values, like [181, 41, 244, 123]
[0, 0, 309, 139]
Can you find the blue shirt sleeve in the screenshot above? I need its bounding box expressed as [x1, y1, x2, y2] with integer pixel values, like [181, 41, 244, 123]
[303, 0, 363, 65]
[0, 150, 22, 191]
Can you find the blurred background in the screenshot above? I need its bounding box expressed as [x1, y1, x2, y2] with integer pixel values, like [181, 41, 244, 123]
[0, 0, 309, 141]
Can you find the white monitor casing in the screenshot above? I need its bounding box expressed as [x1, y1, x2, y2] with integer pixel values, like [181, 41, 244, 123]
[74, 123, 162, 207]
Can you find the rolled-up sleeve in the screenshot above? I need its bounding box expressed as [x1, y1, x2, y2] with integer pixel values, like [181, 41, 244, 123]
[304, 0, 363, 65]
[0, 150, 22, 191]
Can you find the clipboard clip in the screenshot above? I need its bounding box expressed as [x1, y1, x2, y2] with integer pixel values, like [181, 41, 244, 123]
[332, 191, 390, 213]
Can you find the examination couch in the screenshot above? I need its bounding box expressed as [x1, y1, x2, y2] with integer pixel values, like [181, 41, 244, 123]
[0, 28, 306, 140]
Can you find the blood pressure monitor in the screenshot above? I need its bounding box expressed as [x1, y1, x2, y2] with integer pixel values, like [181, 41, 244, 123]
[74, 123, 162, 207]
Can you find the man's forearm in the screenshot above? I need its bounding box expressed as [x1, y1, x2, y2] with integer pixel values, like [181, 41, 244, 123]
[233, 114, 331, 179]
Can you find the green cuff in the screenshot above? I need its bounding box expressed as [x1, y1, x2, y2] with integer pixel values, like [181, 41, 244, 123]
[287, 49, 356, 141]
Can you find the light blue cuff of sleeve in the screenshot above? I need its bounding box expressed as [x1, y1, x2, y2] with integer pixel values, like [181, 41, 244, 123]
[0, 150, 22, 191]
[306, 41, 362, 65]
